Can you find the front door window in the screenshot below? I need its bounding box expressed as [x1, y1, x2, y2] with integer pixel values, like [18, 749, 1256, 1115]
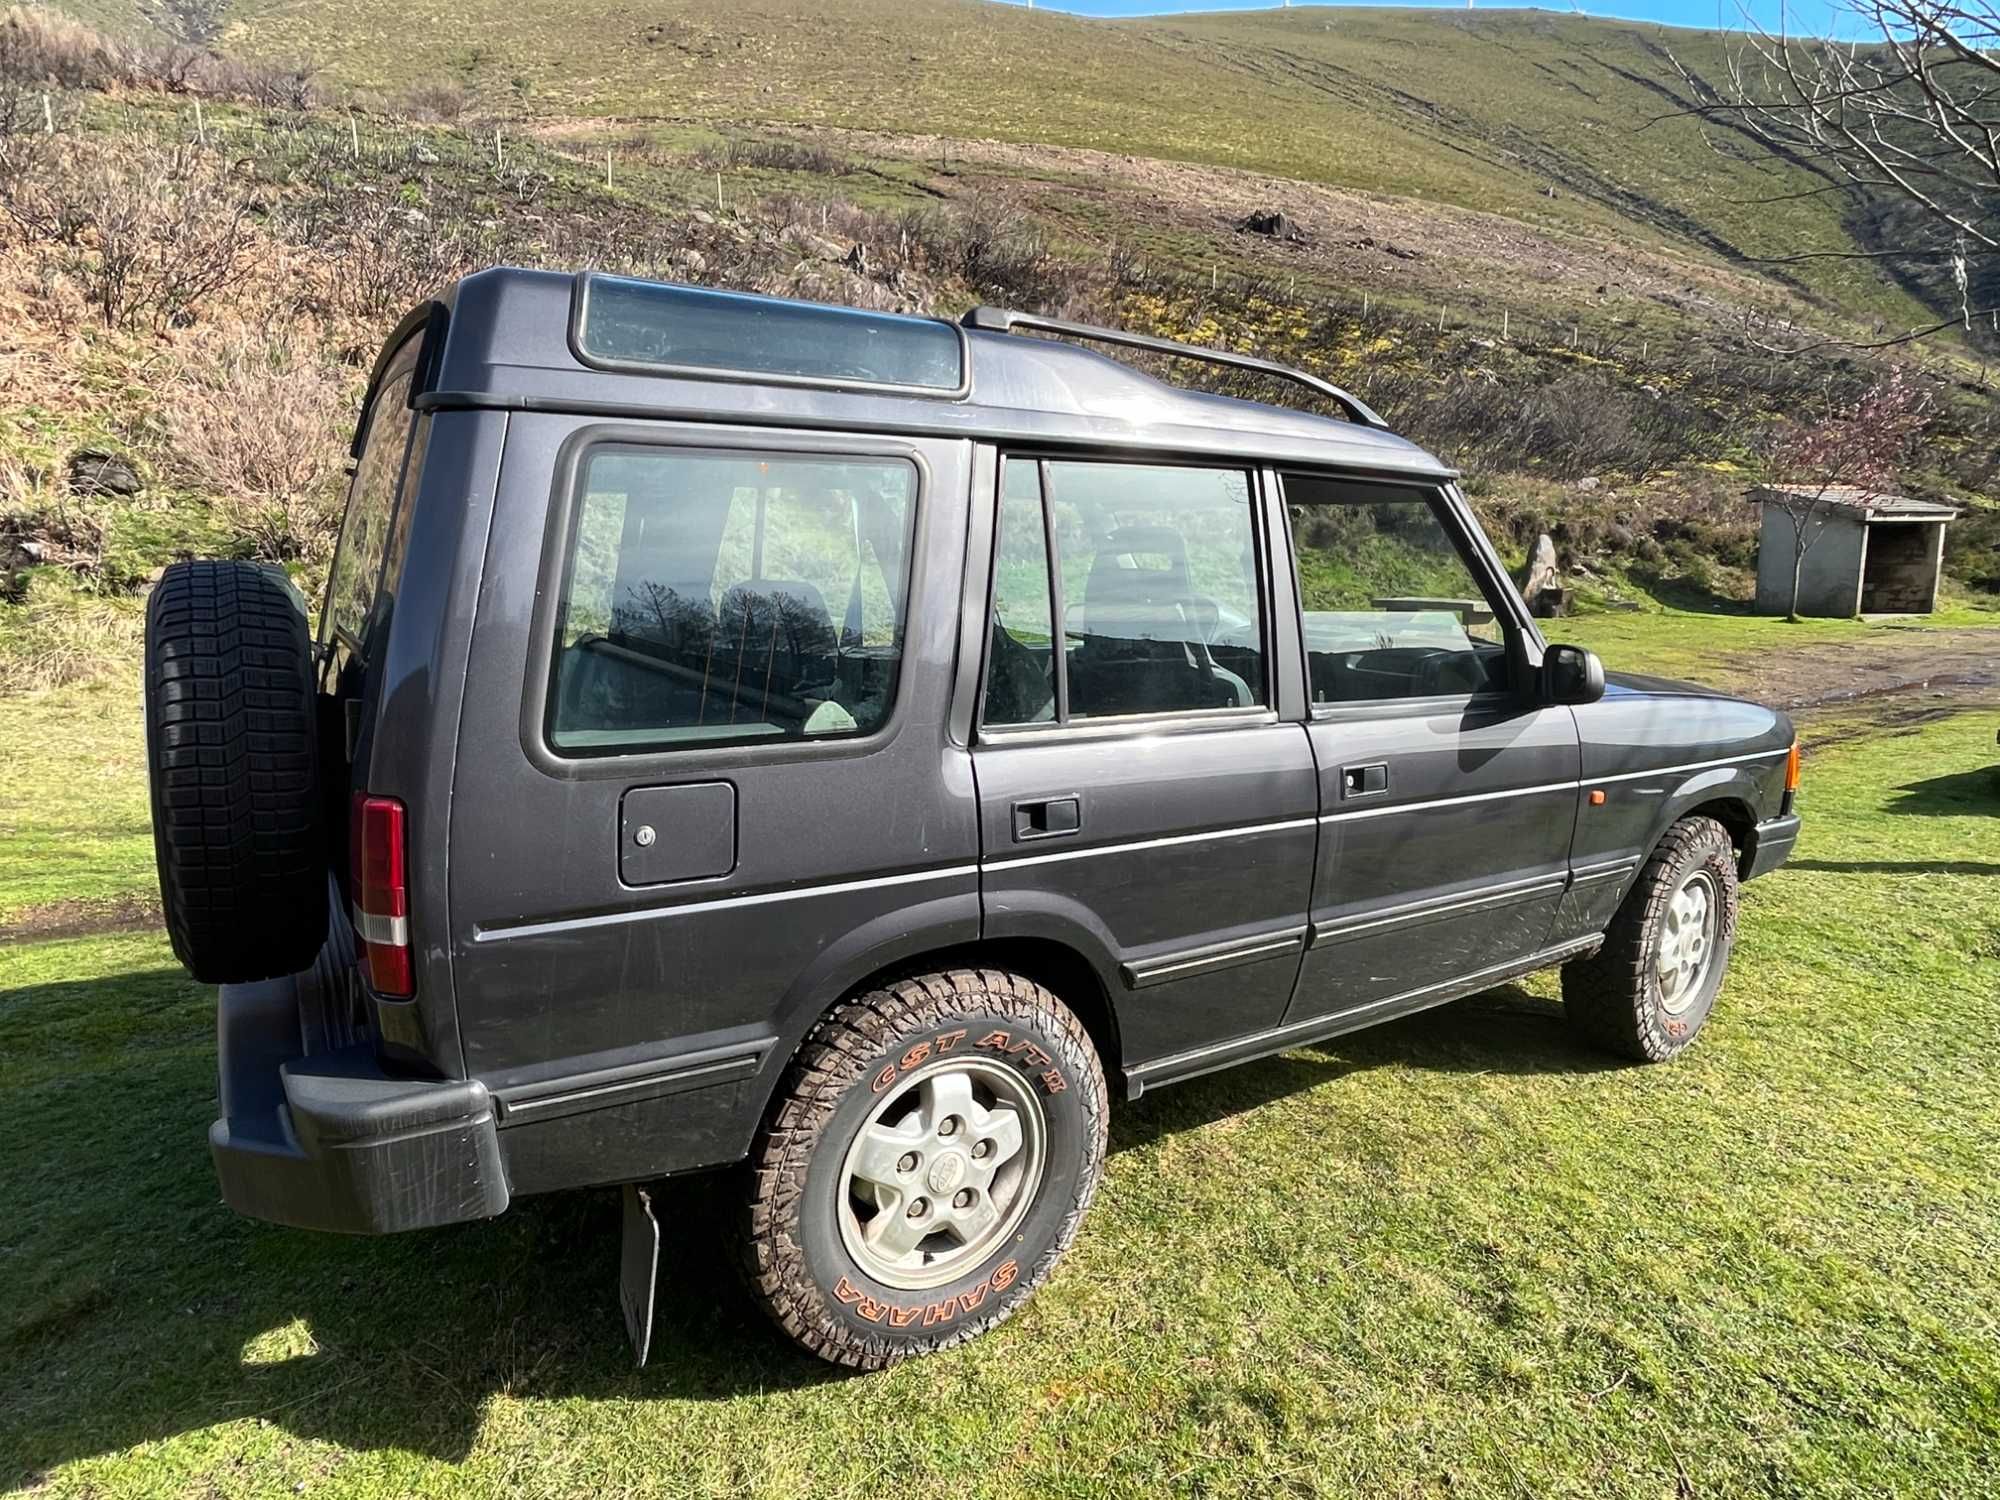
[1283, 475, 1510, 704]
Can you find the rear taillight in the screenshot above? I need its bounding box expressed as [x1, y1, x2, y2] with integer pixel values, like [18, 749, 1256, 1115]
[352, 793, 412, 998]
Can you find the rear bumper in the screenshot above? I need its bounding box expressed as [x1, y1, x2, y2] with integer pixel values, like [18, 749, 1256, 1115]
[1741, 812, 1801, 883]
[210, 977, 510, 1234]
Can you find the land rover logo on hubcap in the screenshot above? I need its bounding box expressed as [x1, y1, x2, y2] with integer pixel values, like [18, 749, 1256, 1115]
[926, 1152, 967, 1196]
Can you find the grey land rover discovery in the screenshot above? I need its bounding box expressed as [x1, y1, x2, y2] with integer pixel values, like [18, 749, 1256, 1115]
[143, 269, 1800, 1368]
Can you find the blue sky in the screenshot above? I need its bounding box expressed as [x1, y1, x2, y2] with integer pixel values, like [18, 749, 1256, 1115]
[992, 1, 1853, 36]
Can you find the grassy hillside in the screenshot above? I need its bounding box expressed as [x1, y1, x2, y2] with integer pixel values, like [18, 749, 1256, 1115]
[54, 0, 1963, 343]
[305, 0, 2000, 349]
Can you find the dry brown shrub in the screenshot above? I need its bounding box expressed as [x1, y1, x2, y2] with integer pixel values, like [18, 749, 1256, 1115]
[161, 328, 355, 564]
[2, 5, 320, 109]
[320, 194, 494, 321]
[2, 134, 257, 330]
[695, 135, 853, 176]
[211, 56, 318, 110]
[0, 5, 133, 91]
[1, 482, 104, 575]
[400, 80, 467, 123]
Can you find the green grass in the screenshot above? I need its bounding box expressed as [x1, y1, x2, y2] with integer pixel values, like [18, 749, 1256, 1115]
[3, 631, 1998, 1493]
[0, 666, 151, 926]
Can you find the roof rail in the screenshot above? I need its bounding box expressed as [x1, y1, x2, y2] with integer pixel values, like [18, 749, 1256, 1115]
[960, 305, 1388, 429]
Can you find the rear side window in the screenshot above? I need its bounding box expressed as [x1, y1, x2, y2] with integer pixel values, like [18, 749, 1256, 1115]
[982, 458, 1265, 727]
[547, 447, 917, 754]
[984, 461, 1059, 726]
[323, 347, 419, 664]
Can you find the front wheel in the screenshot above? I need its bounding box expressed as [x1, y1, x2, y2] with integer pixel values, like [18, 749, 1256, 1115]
[742, 969, 1108, 1369]
[1562, 815, 1740, 1062]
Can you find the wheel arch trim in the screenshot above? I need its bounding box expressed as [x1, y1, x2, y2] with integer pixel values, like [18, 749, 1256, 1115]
[741, 901, 1126, 1137]
[1650, 770, 1764, 878]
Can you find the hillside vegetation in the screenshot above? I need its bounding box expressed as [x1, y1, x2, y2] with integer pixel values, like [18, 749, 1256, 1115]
[146, 0, 2000, 342]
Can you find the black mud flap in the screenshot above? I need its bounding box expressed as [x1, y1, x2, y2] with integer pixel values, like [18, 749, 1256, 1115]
[620, 1183, 661, 1367]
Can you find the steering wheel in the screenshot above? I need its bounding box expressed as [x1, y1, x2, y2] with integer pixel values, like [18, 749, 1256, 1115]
[1413, 648, 1457, 697]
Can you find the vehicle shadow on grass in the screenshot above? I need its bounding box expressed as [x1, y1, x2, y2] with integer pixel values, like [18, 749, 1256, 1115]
[1110, 985, 1616, 1156]
[2, 969, 1606, 1481]
[1881, 766, 1998, 817]
[3, 1164, 846, 1477]
[0, 969, 853, 1482]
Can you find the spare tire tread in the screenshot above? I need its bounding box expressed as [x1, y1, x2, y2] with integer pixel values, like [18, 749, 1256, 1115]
[145, 560, 328, 983]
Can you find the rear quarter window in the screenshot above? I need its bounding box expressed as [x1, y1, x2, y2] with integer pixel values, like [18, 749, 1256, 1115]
[546, 446, 918, 755]
[323, 350, 420, 666]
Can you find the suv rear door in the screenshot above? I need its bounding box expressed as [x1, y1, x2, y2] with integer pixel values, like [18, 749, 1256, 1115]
[971, 453, 1319, 1075]
[1279, 474, 1580, 1026]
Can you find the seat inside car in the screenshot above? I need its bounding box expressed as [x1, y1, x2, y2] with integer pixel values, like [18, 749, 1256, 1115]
[1068, 526, 1240, 715]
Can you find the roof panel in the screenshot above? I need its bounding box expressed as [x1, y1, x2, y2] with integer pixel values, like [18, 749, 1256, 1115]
[1751, 484, 1960, 519]
[427, 268, 1454, 480]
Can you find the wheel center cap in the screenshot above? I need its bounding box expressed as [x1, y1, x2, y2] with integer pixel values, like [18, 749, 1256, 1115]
[926, 1151, 967, 1196]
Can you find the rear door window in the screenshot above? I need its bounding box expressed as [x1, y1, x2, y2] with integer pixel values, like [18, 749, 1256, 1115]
[323, 341, 421, 670]
[547, 446, 918, 754]
[982, 457, 1266, 726]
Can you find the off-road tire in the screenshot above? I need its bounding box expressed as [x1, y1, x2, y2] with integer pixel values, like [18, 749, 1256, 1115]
[742, 969, 1108, 1370]
[1563, 815, 1739, 1062]
[144, 559, 327, 983]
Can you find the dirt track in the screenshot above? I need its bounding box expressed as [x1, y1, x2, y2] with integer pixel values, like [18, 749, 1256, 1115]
[1718, 628, 2000, 716]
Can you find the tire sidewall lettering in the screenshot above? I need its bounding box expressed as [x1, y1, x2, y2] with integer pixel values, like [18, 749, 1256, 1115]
[830, 1260, 1019, 1330]
[868, 1023, 1068, 1099]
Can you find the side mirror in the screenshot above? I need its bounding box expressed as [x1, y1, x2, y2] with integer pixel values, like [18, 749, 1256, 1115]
[1542, 643, 1605, 705]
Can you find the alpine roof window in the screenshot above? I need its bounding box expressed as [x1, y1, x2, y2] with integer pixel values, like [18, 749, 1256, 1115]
[574, 274, 966, 395]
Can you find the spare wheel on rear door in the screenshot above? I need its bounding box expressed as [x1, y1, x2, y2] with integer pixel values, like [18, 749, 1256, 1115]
[144, 559, 329, 983]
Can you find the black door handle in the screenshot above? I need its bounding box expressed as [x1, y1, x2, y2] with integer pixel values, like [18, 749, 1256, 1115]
[1340, 763, 1389, 798]
[1013, 796, 1081, 841]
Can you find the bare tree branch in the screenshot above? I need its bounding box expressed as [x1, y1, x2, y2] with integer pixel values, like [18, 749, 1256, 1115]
[1667, 0, 1998, 348]
[1745, 304, 1999, 353]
